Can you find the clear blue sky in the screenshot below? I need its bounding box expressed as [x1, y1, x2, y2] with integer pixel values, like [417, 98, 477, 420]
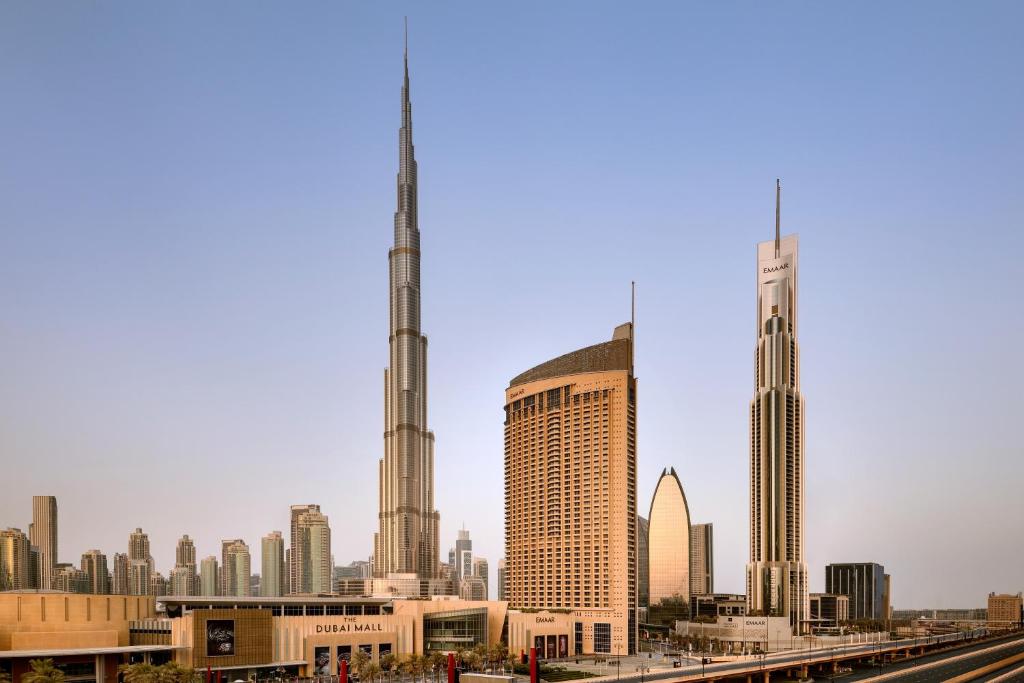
[1, 2, 1021, 607]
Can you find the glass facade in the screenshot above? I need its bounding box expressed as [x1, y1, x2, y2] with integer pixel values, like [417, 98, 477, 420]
[593, 623, 611, 654]
[637, 516, 649, 608]
[647, 468, 691, 606]
[423, 608, 489, 652]
[825, 563, 885, 621]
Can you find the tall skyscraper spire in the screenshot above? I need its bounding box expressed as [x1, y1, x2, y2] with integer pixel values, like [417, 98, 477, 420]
[747, 182, 808, 632]
[774, 179, 781, 258]
[375, 25, 440, 580]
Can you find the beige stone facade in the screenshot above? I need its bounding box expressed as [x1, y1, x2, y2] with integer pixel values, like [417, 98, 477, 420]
[504, 325, 638, 655]
[0, 591, 156, 651]
[507, 609, 629, 659]
[161, 597, 507, 675]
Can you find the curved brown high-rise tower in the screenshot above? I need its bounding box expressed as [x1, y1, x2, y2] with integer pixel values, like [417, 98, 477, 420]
[374, 32, 439, 579]
[503, 324, 638, 655]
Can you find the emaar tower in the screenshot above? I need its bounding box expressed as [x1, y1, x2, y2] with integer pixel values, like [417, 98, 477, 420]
[374, 32, 440, 579]
[746, 181, 809, 632]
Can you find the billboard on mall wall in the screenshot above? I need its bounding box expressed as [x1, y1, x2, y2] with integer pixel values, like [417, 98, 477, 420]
[315, 647, 331, 676]
[337, 645, 352, 674]
[206, 620, 235, 657]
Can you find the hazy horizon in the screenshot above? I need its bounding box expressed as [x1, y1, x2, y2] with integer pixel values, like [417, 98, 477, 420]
[2, 2, 1022, 607]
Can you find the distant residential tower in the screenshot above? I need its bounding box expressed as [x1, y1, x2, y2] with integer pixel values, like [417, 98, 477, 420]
[689, 523, 714, 596]
[261, 531, 286, 597]
[30, 496, 58, 590]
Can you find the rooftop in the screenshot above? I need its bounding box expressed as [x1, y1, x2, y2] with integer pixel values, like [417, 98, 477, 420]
[509, 324, 631, 388]
[160, 595, 392, 605]
[0, 645, 180, 659]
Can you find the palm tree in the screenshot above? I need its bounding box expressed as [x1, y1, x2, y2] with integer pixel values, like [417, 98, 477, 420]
[405, 653, 423, 680]
[487, 644, 508, 672]
[350, 650, 370, 681]
[119, 663, 159, 683]
[156, 662, 198, 683]
[23, 660, 66, 683]
[427, 651, 447, 683]
[360, 663, 381, 683]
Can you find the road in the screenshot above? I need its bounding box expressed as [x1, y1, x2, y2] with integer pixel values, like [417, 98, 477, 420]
[980, 659, 1024, 682]
[558, 631, 1014, 683]
[840, 633, 1024, 682]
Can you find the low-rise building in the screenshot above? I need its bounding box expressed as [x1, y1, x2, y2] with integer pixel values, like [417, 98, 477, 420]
[157, 596, 508, 677]
[0, 590, 166, 683]
[507, 608, 639, 659]
[809, 593, 849, 630]
[988, 593, 1023, 629]
[690, 593, 747, 619]
[825, 563, 886, 621]
[675, 615, 794, 653]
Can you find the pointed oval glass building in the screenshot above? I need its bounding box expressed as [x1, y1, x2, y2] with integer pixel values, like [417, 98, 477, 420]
[647, 467, 691, 606]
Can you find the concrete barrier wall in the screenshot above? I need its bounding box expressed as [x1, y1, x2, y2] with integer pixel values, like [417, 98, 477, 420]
[461, 675, 514, 683]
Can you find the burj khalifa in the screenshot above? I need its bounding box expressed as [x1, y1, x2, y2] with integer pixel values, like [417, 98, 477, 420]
[374, 32, 440, 579]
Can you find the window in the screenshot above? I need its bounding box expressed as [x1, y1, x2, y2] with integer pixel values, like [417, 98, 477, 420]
[593, 623, 611, 654]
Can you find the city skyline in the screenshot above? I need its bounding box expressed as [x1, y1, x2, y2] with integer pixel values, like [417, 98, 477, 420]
[2, 3, 1022, 608]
